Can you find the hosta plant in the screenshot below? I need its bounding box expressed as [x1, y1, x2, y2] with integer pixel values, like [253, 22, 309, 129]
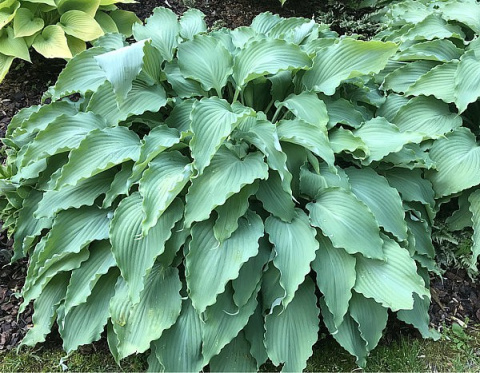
[0, 6, 462, 370]
[0, 0, 140, 82]
[375, 0, 480, 273]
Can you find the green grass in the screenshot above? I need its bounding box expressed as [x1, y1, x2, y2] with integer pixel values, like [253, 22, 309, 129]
[1, 324, 479, 372]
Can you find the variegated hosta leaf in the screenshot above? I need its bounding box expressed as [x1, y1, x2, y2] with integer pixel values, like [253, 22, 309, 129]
[312, 234, 356, 328]
[186, 211, 263, 313]
[427, 128, 480, 198]
[54, 126, 141, 190]
[109, 265, 182, 361]
[202, 282, 258, 364]
[190, 97, 252, 175]
[302, 38, 397, 95]
[233, 38, 312, 90]
[110, 192, 183, 303]
[177, 34, 233, 94]
[307, 187, 384, 260]
[265, 209, 318, 308]
[265, 277, 319, 372]
[139, 151, 192, 235]
[60, 267, 119, 353]
[151, 298, 203, 373]
[354, 235, 430, 311]
[344, 167, 408, 242]
[184, 147, 268, 228]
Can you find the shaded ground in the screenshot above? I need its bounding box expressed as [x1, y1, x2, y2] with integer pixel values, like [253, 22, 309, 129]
[0, 0, 479, 355]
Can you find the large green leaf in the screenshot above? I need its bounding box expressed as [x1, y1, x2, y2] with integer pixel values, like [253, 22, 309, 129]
[392, 96, 462, 139]
[132, 7, 179, 62]
[0, 0, 19, 29]
[151, 299, 203, 372]
[179, 8, 207, 40]
[265, 277, 319, 372]
[209, 331, 257, 372]
[177, 34, 233, 95]
[186, 211, 263, 313]
[57, 0, 100, 16]
[54, 126, 141, 190]
[307, 188, 384, 259]
[60, 268, 118, 352]
[427, 128, 480, 197]
[13, 7, 44, 37]
[468, 189, 480, 269]
[276, 92, 329, 130]
[439, 0, 480, 34]
[0, 27, 30, 61]
[110, 193, 183, 303]
[394, 39, 463, 62]
[265, 209, 318, 308]
[184, 147, 268, 227]
[382, 60, 439, 93]
[109, 265, 182, 360]
[302, 38, 397, 95]
[344, 167, 407, 241]
[454, 50, 480, 113]
[397, 293, 440, 340]
[139, 151, 192, 235]
[59, 10, 104, 41]
[256, 171, 295, 222]
[233, 38, 311, 90]
[312, 234, 356, 328]
[190, 97, 252, 175]
[382, 168, 435, 207]
[354, 235, 429, 311]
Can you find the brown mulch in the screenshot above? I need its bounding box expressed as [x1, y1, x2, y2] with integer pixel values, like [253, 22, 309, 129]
[0, 0, 479, 353]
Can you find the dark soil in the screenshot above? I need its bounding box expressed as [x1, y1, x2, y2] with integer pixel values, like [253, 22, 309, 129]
[0, 0, 478, 355]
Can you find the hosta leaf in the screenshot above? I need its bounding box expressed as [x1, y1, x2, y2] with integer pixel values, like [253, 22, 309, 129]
[265, 209, 318, 308]
[405, 61, 457, 103]
[392, 96, 462, 139]
[250, 12, 282, 35]
[128, 125, 181, 189]
[94, 40, 147, 100]
[377, 94, 409, 122]
[110, 193, 183, 303]
[21, 273, 69, 347]
[21, 112, 107, 167]
[406, 213, 435, 259]
[233, 38, 311, 89]
[307, 188, 384, 259]
[401, 13, 465, 41]
[178, 34, 233, 94]
[64, 240, 116, 314]
[0, 0, 19, 29]
[454, 50, 480, 113]
[438, 0, 480, 33]
[312, 234, 356, 328]
[320, 299, 367, 368]
[57, 0, 100, 16]
[55, 126, 141, 190]
[190, 97, 252, 175]
[302, 39, 397, 95]
[353, 117, 423, 164]
[427, 128, 480, 198]
[186, 211, 263, 313]
[102, 162, 133, 208]
[214, 182, 258, 243]
[139, 151, 191, 235]
[59, 10, 104, 41]
[184, 147, 268, 227]
[382, 60, 439, 93]
[328, 128, 368, 159]
[13, 7, 44, 37]
[202, 283, 258, 364]
[276, 92, 329, 130]
[345, 167, 407, 241]
[354, 235, 429, 311]
[152, 299, 203, 373]
[109, 9, 140, 37]
[209, 331, 257, 372]
[277, 118, 334, 166]
[165, 99, 194, 133]
[256, 171, 295, 222]
[95, 11, 118, 34]
[0, 27, 30, 61]
[133, 7, 179, 62]
[164, 60, 207, 98]
[60, 267, 118, 353]
[446, 192, 473, 231]
[109, 265, 182, 360]
[349, 292, 388, 352]
[0, 53, 13, 82]
[397, 293, 440, 339]
[395, 39, 463, 62]
[179, 8, 207, 40]
[35, 169, 116, 219]
[323, 97, 364, 129]
[468, 189, 480, 269]
[265, 277, 319, 372]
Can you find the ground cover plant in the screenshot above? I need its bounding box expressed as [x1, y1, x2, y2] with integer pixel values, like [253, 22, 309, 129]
[0, 0, 140, 82]
[0, 2, 479, 371]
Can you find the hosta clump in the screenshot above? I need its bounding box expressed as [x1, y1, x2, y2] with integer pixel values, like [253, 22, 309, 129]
[0, 6, 448, 370]
[375, 0, 480, 273]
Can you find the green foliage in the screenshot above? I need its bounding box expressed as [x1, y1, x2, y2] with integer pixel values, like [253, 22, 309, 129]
[2, 3, 479, 370]
[0, 0, 140, 82]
